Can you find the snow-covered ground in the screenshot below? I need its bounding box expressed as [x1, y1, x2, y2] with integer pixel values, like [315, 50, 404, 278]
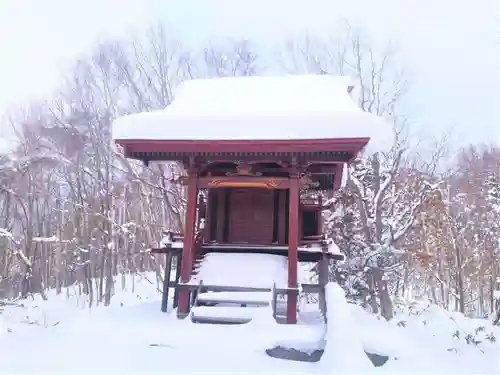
[0, 272, 498, 374]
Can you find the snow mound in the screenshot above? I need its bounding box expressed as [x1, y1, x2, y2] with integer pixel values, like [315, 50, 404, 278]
[323, 282, 374, 371]
[352, 300, 499, 373]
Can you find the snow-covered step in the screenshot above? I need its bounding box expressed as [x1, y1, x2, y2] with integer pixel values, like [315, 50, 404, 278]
[191, 306, 256, 325]
[197, 291, 271, 306]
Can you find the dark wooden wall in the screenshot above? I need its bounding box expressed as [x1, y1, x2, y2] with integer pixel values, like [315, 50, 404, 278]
[204, 188, 319, 245]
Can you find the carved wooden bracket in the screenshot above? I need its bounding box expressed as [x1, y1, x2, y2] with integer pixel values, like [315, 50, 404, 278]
[174, 175, 317, 189]
[208, 178, 282, 189]
[225, 162, 262, 177]
[299, 173, 320, 189]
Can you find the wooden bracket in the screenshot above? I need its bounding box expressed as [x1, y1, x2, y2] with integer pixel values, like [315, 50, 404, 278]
[206, 177, 286, 189]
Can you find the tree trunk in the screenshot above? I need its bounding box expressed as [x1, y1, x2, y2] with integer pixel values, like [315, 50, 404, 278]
[494, 300, 500, 325]
[366, 271, 379, 314]
[494, 278, 500, 325]
[455, 253, 466, 314]
[373, 268, 393, 320]
[449, 223, 466, 313]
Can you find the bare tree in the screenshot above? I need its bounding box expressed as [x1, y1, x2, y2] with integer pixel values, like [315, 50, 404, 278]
[280, 24, 417, 320]
[0, 23, 191, 304]
[200, 39, 260, 77]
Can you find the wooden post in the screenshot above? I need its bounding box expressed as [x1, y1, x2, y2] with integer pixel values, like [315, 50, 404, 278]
[272, 282, 277, 320]
[177, 174, 198, 318]
[161, 251, 173, 313]
[287, 175, 300, 324]
[333, 163, 344, 190]
[173, 253, 182, 308]
[206, 189, 213, 242]
[197, 192, 206, 229]
[318, 252, 329, 321]
[216, 189, 226, 243]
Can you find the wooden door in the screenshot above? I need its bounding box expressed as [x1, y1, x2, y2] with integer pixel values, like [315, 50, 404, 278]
[228, 188, 274, 244]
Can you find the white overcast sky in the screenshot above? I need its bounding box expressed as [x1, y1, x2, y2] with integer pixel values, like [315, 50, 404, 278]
[0, 0, 498, 146]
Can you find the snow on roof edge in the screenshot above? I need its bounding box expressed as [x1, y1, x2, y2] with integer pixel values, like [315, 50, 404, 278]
[112, 75, 395, 155]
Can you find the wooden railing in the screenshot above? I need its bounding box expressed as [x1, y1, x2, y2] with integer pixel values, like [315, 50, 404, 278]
[300, 234, 327, 246]
[153, 227, 332, 320]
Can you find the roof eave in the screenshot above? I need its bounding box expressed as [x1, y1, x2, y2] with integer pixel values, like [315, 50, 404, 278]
[116, 137, 369, 155]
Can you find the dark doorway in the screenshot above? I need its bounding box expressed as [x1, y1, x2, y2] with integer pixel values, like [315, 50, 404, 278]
[302, 210, 319, 238]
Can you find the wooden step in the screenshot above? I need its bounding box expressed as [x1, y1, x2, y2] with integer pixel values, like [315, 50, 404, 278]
[185, 284, 273, 293]
[191, 315, 252, 325]
[190, 305, 258, 325]
[198, 299, 269, 307]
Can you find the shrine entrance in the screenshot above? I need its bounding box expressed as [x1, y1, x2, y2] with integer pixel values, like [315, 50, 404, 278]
[228, 188, 275, 245]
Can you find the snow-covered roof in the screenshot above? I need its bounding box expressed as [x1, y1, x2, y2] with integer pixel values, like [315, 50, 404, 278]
[112, 75, 394, 155]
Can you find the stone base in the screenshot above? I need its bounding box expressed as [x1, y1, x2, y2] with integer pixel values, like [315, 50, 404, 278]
[265, 346, 390, 366]
[265, 346, 323, 362]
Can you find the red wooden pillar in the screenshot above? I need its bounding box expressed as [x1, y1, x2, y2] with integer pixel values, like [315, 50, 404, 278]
[278, 190, 287, 245]
[216, 189, 226, 243]
[333, 163, 344, 190]
[177, 174, 198, 318]
[205, 189, 213, 241]
[287, 176, 300, 324]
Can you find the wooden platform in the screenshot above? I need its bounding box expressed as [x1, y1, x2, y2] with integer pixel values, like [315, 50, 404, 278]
[200, 244, 344, 262]
[191, 314, 253, 325]
[150, 243, 345, 262]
